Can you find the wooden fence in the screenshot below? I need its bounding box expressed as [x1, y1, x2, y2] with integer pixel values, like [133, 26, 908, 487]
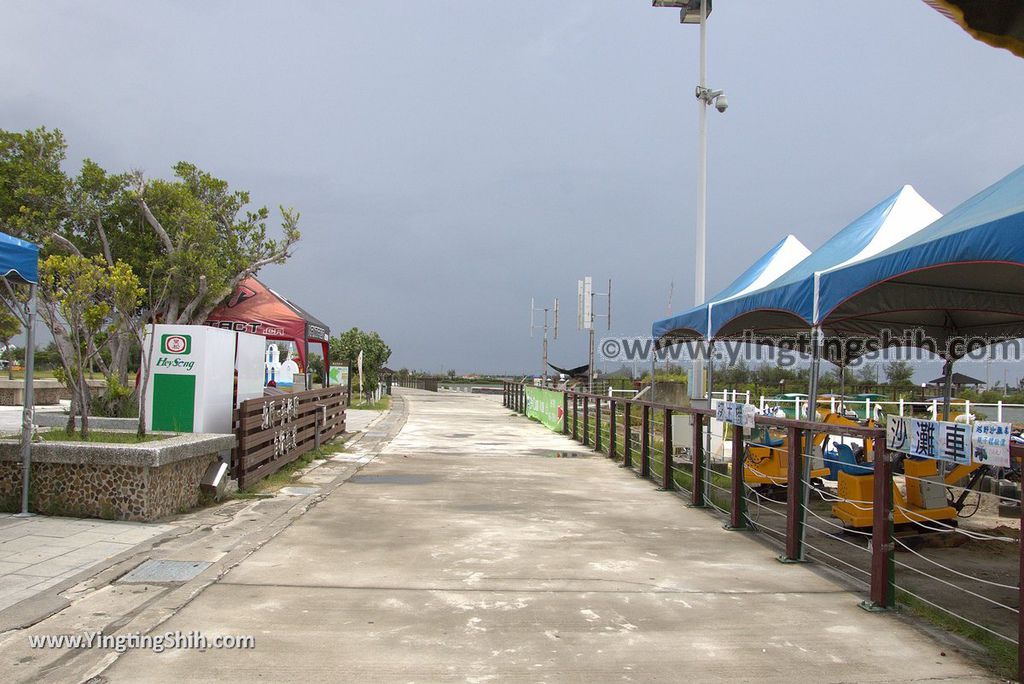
[233, 385, 348, 489]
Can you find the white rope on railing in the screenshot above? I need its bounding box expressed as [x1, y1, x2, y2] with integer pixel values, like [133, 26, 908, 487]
[894, 584, 1018, 645]
[892, 504, 1017, 542]
[893, 538, 1019, 593]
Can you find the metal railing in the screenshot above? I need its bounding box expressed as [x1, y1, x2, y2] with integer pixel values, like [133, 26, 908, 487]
[503, 381, 1024, 680]
[395, 378, 439, 392]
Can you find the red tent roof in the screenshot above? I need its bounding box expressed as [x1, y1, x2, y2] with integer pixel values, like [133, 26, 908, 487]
[204, 277, 330, 368]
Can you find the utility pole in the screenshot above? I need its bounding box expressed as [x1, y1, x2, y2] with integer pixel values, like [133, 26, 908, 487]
[577, 277, 611, 393]
[531, 298, 559, 385]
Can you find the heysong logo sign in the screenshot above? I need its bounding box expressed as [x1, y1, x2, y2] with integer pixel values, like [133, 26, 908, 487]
[157, 334, 195, 371]
[161, 334, 191, 355]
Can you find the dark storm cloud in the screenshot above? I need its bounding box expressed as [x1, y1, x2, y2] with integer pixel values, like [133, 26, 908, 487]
[2, 1, 1022, 375]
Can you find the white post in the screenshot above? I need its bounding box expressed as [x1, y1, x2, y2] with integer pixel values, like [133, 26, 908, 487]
[17, 284, 37, 517]
[745, 390, 750, 404]
[899, 397, 905, 416]
[998, 400, 1003, 422]
[759, 394, 765, 411]
[830, 396, 836, 414]
[965, 399, 971, 418]
[865, 398, 871, 422]
[931, 398, 938, 420]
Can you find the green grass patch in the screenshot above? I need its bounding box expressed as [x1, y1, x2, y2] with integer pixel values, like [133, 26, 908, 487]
[895, 590, 1017, 679]
[237, 438, 348, 495]
[37, 430, 168, 444]
[349, 395, 391, 411]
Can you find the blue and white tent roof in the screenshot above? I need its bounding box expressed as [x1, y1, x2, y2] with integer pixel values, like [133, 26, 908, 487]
[709, 185, 941, 338]
[0, 231, 39, 285]
[652, 234, 809, 342]
[817, 164, 1024, 347]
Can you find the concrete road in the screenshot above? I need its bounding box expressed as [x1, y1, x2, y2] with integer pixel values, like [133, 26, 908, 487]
[101, 389, 993, 682]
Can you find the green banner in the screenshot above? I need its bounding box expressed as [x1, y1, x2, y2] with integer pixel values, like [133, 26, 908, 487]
[525, 386, 564, 432]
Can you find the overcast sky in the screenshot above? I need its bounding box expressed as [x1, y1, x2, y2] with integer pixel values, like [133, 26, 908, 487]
[3, 1, 1023, 378]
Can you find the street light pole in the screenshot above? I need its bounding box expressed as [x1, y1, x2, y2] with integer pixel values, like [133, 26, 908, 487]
[692, 0, 709, 403]
[653, 0, 726, 403]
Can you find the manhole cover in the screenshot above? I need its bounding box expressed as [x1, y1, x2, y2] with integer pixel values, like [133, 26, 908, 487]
[119, 559, 211, 584]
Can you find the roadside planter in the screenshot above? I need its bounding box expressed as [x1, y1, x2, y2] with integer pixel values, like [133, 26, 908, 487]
[0, 430, 234, 521]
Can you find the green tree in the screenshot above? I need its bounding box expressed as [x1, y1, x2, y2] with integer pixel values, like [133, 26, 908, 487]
[885, 360, 915, 389]
[0, 126, 302, 424]
[38, 255, 142, 437]
[0, 307, 21, 380]
[329, 328, 392, 397]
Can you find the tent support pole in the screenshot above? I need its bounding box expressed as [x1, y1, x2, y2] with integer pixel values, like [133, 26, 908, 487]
[17, 284, 37, 517]
[304, 339, 310, 390]
[800, 326, 821, 561]
[705, 339, 715, 505]
[650, 352, 656, 404]
[941, 357, 954, 421]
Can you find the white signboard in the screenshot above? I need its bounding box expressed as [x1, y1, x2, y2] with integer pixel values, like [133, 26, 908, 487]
[972, 421, 1012, 468]
[886, 416, 972, 465]
[716, 401, 756, 430]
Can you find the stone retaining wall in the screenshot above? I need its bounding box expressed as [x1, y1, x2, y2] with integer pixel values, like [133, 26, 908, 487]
[0, 379, 106, 406]
[0, 432, 233, 521]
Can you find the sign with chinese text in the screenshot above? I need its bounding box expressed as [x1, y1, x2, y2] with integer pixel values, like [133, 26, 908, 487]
[971, 421, 1012, 468]
[716, 401, 756, 430]
[886, 416, 972, 465]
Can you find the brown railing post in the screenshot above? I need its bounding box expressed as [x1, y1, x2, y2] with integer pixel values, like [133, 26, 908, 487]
[562, 391, 569, 435]
[640, 404, 650, 478]
[572, 393, 579, 441]
[661, 408, 673, 491]
[725, 424, 747, 530]
[780, 426, 804, 562]
[608, 400, 617, 459]
[622, 402, 633, 468]
[582, 394, 590, 446]
[595, 397, 602, 453]
[691, 412, 705, 506]
[863, 436, 894, 611]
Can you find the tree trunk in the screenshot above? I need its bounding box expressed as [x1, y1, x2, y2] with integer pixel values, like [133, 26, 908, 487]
[66, 393, 78, 436]
[78, 366, 91, 439]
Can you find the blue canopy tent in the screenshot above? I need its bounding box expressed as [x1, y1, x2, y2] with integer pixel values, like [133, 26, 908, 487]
[710, 186, 942, 340]
[705, 185, 941, 422]
[0, 231, 40, 516]
[817, 164, 1024, 418]
[652, 234, 810, 344]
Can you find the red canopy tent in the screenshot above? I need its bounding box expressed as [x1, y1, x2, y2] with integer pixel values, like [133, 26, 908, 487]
[204, 277, 330, 377]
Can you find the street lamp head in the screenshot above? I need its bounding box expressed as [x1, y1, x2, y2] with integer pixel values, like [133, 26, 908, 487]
[651, 0, 712, 23]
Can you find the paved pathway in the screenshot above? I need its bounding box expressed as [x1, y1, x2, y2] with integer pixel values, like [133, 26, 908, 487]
[0, 515, 174, 612]
[98, 389, 991, 682]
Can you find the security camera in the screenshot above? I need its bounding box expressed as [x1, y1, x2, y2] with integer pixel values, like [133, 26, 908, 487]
[714, 95, 728, 113]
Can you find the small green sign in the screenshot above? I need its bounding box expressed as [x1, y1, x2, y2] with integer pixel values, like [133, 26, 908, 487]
[152, 373, 196, 432]
[525, 386, 565, 432]
[161, 334, 192, 355]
